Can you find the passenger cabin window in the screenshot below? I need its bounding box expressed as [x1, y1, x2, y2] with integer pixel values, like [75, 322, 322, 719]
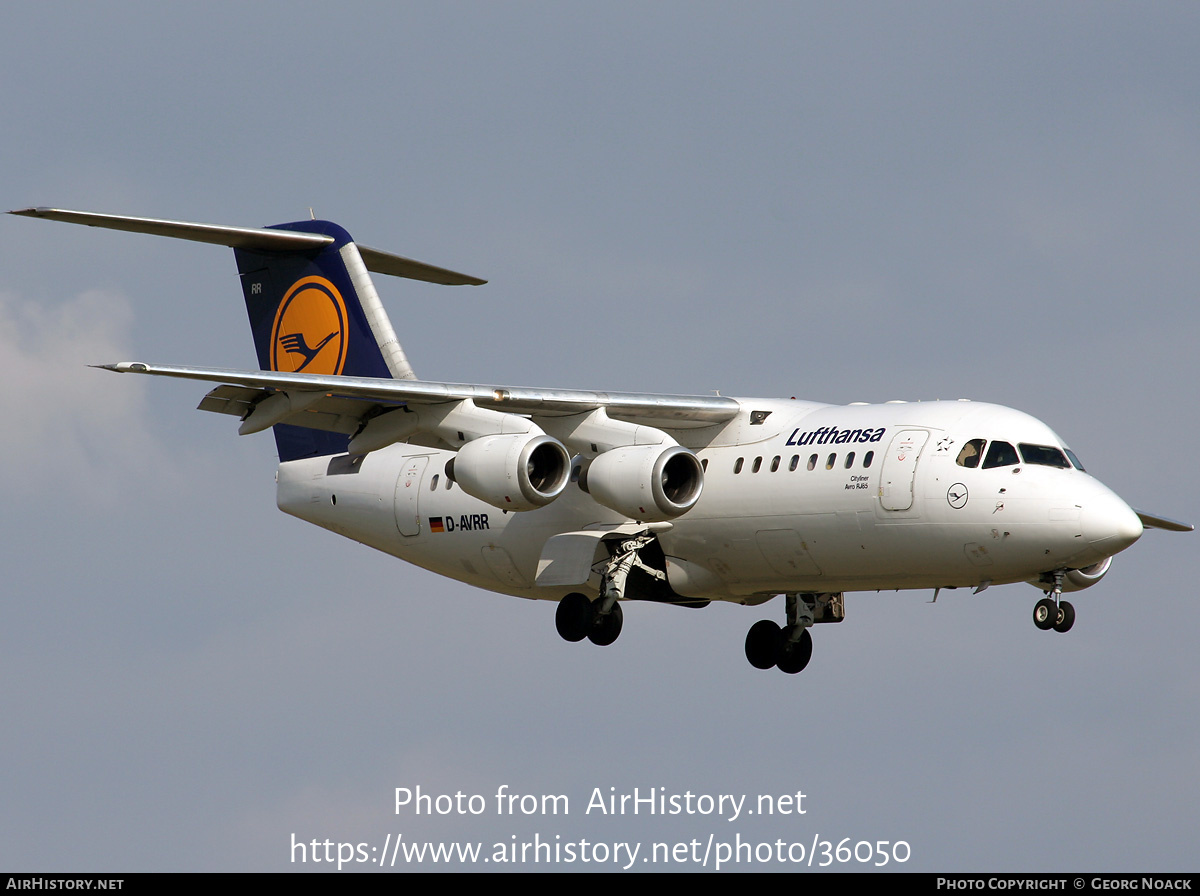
[956, 438, 986, 468]
[844, 452, 855, 469]
[770, 456, 780, 472]
[789, 455, 799, 472]
[863, 451, 874, 468]
[752, 457, 762, 473]
[430, 474, 440, 491]
[734, 457, 744, 474]
[825, 453, 836, 471]
[982, 440, 1019, 469]
[1019, 444, 1071, 468]
[807, 454, 818, 471]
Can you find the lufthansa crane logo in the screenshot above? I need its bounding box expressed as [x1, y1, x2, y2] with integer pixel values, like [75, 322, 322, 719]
[270, 276, 349, 375]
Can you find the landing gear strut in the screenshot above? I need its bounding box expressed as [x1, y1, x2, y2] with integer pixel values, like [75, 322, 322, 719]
[745, 593, 841, 674]
[1033, 570, 1075, 634]
[554, 535, 662, 647]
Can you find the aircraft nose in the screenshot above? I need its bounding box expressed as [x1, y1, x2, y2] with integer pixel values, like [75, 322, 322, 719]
[1081, 487, 1143, 554]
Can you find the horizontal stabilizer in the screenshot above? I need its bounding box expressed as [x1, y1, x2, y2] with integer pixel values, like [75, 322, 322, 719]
[357, 244, 486, 285]
[10, 207, 486, 286]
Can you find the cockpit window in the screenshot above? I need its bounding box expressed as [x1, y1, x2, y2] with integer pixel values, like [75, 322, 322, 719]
[956, 438, 986, 468]
[1019, 443, 1071, 468]
[1064, 448, 1085, 471]
[981, 440, 1019, 469]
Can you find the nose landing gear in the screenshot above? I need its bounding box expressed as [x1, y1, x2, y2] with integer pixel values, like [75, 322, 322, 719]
[1033, 570, 1075, 633]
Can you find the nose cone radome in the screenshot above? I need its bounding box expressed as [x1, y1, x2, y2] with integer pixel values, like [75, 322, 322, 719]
[1082, 488, 1143, 555]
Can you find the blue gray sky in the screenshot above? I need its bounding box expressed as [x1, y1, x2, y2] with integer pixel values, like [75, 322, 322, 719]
[2, 2, 1197, 872]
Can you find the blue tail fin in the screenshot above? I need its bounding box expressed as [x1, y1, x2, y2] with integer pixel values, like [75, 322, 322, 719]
[235, 219, 397, 462]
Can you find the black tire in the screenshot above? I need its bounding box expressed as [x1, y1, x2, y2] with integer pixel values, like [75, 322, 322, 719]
[1053, 600, 1075, 634]
[588, 602, 624, 646]
[745, 619, 783, 670]
[555, 592, 594, 642]
[776, 627, 813, 675]
[1033, 597, 1058, 631]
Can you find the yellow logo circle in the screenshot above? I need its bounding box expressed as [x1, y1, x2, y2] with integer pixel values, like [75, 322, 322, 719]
[270, 276, 348, 375]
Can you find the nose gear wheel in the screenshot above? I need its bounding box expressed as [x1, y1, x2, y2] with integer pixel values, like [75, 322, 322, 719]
[1032, 569, 1075, 634]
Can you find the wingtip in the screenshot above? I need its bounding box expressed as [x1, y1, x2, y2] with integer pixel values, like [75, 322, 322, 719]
[92, 362, 149, 373]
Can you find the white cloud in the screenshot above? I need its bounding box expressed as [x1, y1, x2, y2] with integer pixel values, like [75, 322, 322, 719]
[0, 289, 167, 500]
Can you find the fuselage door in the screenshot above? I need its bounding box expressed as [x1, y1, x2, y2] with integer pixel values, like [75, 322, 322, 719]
[394, 455, 429, 536]
[879, 429, 929, 511]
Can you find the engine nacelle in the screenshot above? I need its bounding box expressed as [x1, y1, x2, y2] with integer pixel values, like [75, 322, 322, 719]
[451, 433, 570, 511]
[1026, 557, 1113, 593]
[1063, 557, 1112, 591]
[584, 444, 704, 521]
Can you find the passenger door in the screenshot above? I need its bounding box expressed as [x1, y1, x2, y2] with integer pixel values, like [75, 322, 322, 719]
[879, 430, 929, 512]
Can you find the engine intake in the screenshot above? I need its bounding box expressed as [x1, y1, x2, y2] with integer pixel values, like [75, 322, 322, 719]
[1026, 557, 1113, 594]
[584, 444, 704, 521]
[451, 433, 570, 511]
[1064, 557, 1112, 591]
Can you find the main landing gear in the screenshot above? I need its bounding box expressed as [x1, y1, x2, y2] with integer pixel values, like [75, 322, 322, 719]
[553, 535, 665, 647]
[1032, 570, 1075, 634]
[745, 592, 843, 674]
[556, 592, 624, 645]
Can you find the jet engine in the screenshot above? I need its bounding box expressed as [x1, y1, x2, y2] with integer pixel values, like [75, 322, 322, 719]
[450, 433, 571, 511]
[1063, 557, 1112, 591]
[583, 444, 704, 522]
[1026, 556, 1112, 593]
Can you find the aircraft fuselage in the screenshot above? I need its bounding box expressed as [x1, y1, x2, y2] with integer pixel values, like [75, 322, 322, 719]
[278, 397, 1141, 603]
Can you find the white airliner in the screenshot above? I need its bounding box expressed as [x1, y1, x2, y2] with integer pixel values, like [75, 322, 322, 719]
[15, 207, 1192, 674]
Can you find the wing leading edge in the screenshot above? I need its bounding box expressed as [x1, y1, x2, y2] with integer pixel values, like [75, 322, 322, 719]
[98, 362, 743, 436]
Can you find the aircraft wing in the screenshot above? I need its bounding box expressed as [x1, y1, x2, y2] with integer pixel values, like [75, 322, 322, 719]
[1134, 510, 1195, 532]
[98, 362, 742, 434]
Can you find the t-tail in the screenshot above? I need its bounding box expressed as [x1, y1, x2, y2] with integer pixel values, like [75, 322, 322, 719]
[10, 207, 485, 461]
